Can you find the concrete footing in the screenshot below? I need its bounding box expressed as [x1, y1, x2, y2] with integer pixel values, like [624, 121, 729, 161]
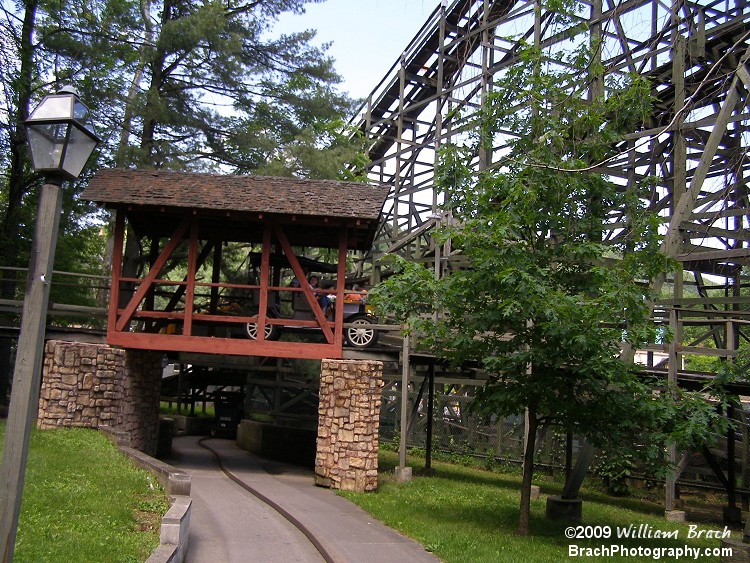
[664, 510, 686, 522]
[720, 539, 750, 563]
[395, 466, 413, 482]
[724, 506, 743, 525]
[530, 485, 541, 501]
[545, 496, 582, 521]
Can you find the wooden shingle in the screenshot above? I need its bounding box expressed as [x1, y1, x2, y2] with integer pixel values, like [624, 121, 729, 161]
[82, 169, 388, 221]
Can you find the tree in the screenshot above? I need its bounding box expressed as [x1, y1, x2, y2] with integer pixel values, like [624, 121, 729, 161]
[0, 0, 153, 401]
[111, 0, 360, 173]
[1, 0, 364, 271]
[0, 0, 365, 401]
[369, 38, 726, 535]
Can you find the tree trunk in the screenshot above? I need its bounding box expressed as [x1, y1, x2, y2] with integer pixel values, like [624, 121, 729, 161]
[115, 0, 152, 167]
[518, 404, 538, 536]
[0, 0, 38, 405]
[139, 0, 174, 165]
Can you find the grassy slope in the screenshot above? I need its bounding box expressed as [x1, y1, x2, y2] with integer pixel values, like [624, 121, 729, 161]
[0, 422, 166, 563]
[340, 450, 730, 562]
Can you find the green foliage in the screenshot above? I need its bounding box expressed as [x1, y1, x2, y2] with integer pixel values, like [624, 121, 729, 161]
[368, 254, 437, 328]
[159, 401, 215, 418]
[0, 424, 164, 562]
[2, 2, 362, 192]
[0, 0, 367, 329]
[256, 120, 369, 180]
[684, 353, 720, 372]
[375, 40, 662, 424]
[124, 0, 361, 173]
[594, 452, 636, 496]
[371, 30, 725, 533]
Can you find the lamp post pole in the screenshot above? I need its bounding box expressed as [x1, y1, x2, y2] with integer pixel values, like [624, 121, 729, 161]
[0, 180, 63, 562]
[0, 85, 98, 563]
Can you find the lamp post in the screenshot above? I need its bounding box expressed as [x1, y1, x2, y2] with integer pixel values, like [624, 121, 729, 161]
[0, 86, 99, 562]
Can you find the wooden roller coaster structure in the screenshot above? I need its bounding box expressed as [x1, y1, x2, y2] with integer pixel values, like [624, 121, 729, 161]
[348, 0, 750, 518]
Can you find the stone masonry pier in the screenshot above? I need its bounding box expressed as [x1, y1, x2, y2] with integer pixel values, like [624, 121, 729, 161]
[37, 340, 162, 454]
[315, 359, 383, 492]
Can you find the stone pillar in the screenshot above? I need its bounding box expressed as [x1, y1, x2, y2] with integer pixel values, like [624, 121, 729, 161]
[119, 349, 163, 455]
[37, 341, 162, 455]
[38, 341, 126, 429]
[315, 359, 382, 492]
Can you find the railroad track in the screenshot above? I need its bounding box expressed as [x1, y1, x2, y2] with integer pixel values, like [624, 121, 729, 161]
[196, 437, 336, 563]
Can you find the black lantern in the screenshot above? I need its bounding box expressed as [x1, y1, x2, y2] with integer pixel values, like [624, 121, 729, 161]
[0, 86, 99, 562]
[24, 86, 100, 182]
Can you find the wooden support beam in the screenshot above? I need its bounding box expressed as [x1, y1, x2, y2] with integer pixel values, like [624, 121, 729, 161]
[163, 241, 214, 317]
[700, 444, 732, 491]
[398, 332, 412, 476]
[660, 44, 750, 261]
[406, 372, 429, 438]
[107, 331, 341, 360]
[183, 217, 199, 336]
[108, 210, 125, 337]
[273, 224, 334, 344]
[115, 216, 190, 332]
[426, 363, 435, 471]
[334, 226, 347, 349]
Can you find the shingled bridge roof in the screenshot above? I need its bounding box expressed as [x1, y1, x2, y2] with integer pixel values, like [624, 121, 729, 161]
[83, 168, 388, 220]
[83, 168, 389, 250]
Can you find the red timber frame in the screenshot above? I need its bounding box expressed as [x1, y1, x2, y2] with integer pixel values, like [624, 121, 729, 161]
[107, 209, 350, 360]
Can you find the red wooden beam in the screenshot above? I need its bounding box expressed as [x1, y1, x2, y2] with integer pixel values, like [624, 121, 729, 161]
[115, 216, 190, 332]
[183, 217, 199, 335]
[108, 210, 125, 336]
[273, 224, 334, 343]
[108, 331, 342, 360]
[333, 225, 347, 348]
[106, 213, 354, 360]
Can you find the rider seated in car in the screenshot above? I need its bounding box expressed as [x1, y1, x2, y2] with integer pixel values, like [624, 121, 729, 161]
[308, 275, 331, 316]
[345, 284, 368, 303]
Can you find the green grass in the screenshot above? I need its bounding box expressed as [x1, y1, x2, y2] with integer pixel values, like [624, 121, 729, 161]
[160, 401, 215, 417]
[339, 450, 733, 562]
[0, 421, 166, 563]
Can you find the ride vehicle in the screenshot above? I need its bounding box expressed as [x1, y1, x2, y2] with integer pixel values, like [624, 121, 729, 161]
[211, 390, 244, 438]
[212, 254, 380, 349]
[243, 282, 379, 349]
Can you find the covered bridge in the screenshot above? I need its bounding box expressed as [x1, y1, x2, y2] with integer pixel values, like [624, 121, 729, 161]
[82, 169, 389, 360]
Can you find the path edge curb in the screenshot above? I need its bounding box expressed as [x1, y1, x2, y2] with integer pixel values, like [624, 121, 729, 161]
[100, 426, 192, 563]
